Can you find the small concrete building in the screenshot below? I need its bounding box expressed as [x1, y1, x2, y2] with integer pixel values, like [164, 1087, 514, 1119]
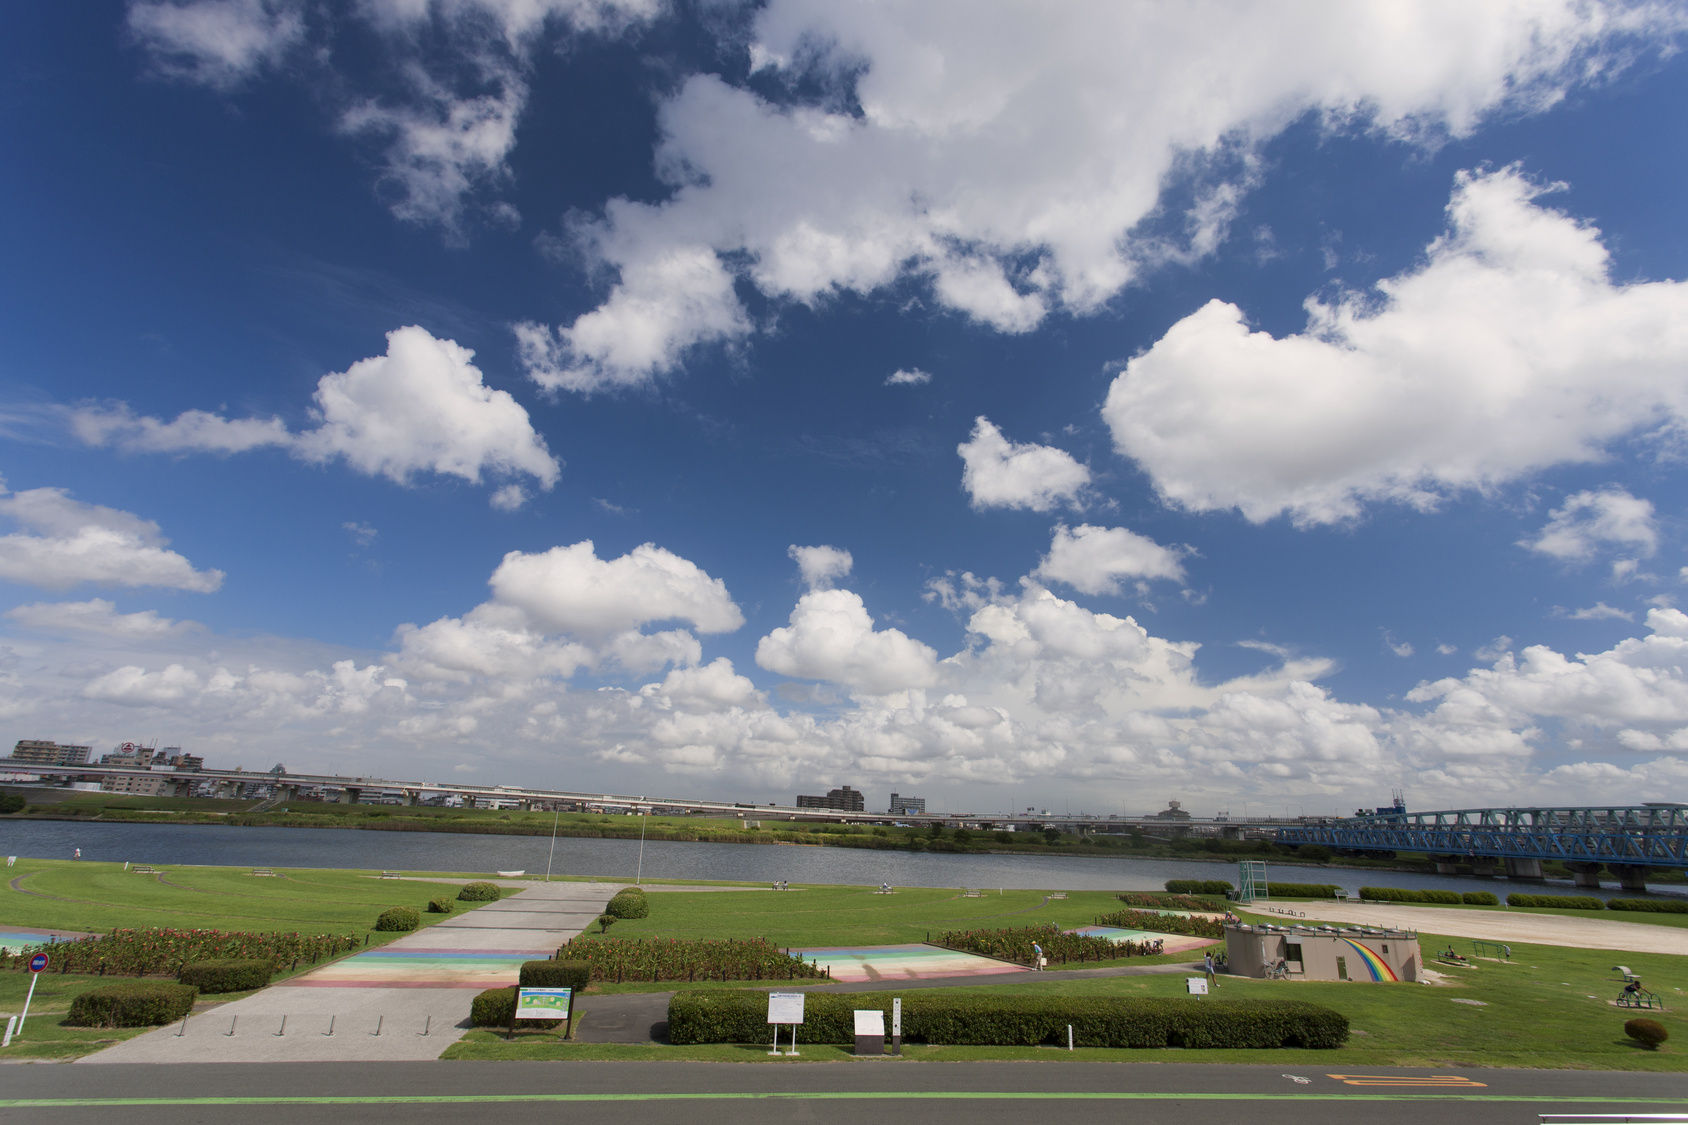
[1226, 923, 1421, 982]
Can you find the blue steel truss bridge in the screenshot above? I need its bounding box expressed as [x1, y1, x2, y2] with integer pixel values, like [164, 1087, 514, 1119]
[1276, 804, 1688, 891]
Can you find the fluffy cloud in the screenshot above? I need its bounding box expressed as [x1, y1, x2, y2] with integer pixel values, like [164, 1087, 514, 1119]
[958, 418, 1089, 512]
[788, 544, 853, 590]
[82, 663, 203, 705]
[490, 540, 742, 637]
[520, 1, 1680, 390]
[885, 368, 931, 387]
[74, 327, 560, 507]
[128, 0, 304, 89]
[6, 599, 196, 639]
[1525, 488, 1658, 561]
[1104, 167, 1688, 524]
[1033, 524, 1185, 595]
[0, 486, 222, 593]
[756, 589, 939, 695]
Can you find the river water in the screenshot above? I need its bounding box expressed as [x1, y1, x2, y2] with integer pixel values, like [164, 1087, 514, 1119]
[0, 819, 1680, 898]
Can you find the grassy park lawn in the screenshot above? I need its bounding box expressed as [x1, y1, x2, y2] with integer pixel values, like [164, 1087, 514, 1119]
[0, 858, 482, 934]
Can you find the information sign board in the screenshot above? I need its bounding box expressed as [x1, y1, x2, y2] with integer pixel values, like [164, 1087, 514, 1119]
[1185, 977, 1208, 995]
[767, 992, 805, 1025]
[515, 987, 572, 1019]
[853, 1010, 884, 1036]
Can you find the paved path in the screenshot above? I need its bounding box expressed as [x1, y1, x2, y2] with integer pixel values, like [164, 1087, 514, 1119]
[81, 882, 621, 1063]
[1269, 902, 1688, 954]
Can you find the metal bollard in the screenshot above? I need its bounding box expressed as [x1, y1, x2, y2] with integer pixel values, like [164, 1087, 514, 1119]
[372, 1015, 383, 1037]
[275, 1016, 287, 1037]
[323, 1015, 335, 1037]
[226, 1015, 238, 1037]
[174, 1014, 188, 1038]
[420, 1015, 431, 1037]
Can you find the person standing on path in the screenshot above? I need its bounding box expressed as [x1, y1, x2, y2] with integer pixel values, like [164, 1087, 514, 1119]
[1031, 940, 1044, 971]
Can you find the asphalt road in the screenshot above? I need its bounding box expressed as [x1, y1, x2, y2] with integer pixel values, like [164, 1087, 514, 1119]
[2, 1061, 1683, 1125]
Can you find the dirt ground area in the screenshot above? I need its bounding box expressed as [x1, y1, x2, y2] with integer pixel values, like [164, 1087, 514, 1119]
[1249, 900, 1688, 955]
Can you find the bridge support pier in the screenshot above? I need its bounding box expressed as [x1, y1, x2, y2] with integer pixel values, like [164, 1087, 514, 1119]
[1433, 856, 1461, 875]
[337, 786, 362, 804]
[1503, 857, 1545, 881]
[1568, 862, 1604, 888]
[1469, 858, 1500, 878]
[1609, 864, 1652, 892]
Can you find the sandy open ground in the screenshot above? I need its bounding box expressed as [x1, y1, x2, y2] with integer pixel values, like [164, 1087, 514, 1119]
[1248, 901, 1688, 955]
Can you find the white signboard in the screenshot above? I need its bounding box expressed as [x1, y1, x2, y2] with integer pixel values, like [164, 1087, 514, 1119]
[1185, 978, 1209, 995]
[516, 987, 572, 1018]
[767, 992, 805, 1025]
[853, 1009, 885, 1036]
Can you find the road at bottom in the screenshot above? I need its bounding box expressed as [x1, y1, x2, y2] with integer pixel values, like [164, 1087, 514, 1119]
[0, 1060, 1680, 1125]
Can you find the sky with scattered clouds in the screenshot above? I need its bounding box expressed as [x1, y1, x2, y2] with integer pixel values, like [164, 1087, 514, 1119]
[4, 0, 1688, 815]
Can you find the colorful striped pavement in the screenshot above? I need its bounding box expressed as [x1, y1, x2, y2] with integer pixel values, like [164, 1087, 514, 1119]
[796, 943, 1028, 983]
[281, 947, 554, 989]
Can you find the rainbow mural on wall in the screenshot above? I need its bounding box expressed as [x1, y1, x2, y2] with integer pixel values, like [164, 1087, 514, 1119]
[1339, 938, 1398, 981]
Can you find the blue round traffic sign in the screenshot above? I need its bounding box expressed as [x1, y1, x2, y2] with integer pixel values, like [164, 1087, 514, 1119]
[29, 953, 48, 973]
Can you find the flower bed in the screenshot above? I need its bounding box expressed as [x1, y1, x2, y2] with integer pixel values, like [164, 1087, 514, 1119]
[937, 923, 1136, 965]
[551, 937, 828, 983]
[1093, 909, 1225, 939]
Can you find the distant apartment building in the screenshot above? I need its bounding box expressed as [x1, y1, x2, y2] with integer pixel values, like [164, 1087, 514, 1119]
[795, 785, 866, 812]
[99, 742, 156, 768]
[101, 773, 170, 795]
[888, 793, 925, 815]
[9, 740, 92, 766]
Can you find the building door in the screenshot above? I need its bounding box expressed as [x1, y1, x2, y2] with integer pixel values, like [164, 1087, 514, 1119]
[1336, 956, 1349, 981]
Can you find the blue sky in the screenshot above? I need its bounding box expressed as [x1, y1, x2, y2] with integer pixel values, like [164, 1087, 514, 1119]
[4, 1, 1688, 815]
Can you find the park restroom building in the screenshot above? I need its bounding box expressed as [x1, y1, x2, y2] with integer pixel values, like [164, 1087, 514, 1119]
[1224, 923, 1421, 982]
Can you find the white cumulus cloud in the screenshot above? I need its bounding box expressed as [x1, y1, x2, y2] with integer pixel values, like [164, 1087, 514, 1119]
[788, 544, 853, 590]
[1032, 524, 1186, 595]
[1103, 167, 1688, 524]
[756, 588, 939, 695]
[958, 417, 1089, 512]
[885, 368, 931, 386]
[128, 0, 305, 89]
[6, 599, 196, 639]
[1525, 488, 1658, 561]
[489, 540, 743, 638]
[0, 486, 222, 593]
[82, 663, 203, 706]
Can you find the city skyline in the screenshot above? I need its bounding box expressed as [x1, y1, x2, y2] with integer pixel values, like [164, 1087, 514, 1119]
[3, 3, 1688, 814]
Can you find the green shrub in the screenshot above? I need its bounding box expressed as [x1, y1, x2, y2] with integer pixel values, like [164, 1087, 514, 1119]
[520, 959, 590, 992]
[178, 958, 272, 993]
[457, 881, 502, 902]
[606, 889, 649, 919]
[427, 897, 453, 913]
[470, 985, 562, 1028]
[1259, 883, 1341, 899]
[1359, 886, 1462, 904]
[1461, 891, 1500, 905]
[1094, 909, 1224, 939]
[1115, 893, 1218, 911]
[668, 990, 1346, 1049]
[1419, 889, 1463, 904]
[1507, 893, 1604, 910]
[597, 913, 616, 933]
[0, 793, 26, 814]
[1624, 1018, 1669, 1049]
[1164, 879, 1233, 895]
[1608, 899, 1688, 914]
[67, 982, 197, 1028]
[374, 906, 420, 931]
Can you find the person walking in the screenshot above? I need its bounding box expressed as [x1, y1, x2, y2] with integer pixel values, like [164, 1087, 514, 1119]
[72, 848, 80, 860]
[1031, 940, 1044, 971]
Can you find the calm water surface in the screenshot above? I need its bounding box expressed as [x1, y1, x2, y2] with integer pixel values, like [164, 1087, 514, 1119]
[0, 819, 1679, 898]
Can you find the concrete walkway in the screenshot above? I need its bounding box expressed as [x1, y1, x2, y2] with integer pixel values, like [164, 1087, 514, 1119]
[81, 882, 621, 1063]
[1268, 901, 1688, 955]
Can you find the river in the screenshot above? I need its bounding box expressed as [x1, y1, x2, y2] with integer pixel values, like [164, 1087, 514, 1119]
[0, 819, 1680, 898]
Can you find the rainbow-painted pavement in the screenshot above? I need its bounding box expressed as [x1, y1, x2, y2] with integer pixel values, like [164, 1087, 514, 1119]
[1068, 925, 1219, 955]
[281, 946, 553, 989]
[796, 943, 1028, 982]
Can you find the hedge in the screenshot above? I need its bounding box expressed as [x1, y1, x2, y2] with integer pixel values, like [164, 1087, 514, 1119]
[427, 897, 453, 914]
[1625, 1018, 1669, 1048]
[1359, 887, 1464, 904]
[1608, 899, 1688, 914]
[668, 990, 1347, 1049]
[1507, 894, 1604, 910]
[4, 928, 359, 976]
[67, 982, 197, 1027]
[1116, 893, 1217, 911]
[1257, 883, 1340, 899]
[469, 986, 563, 1029]
[552, 937, 825, 983]
[939, 924, 1148, 965]
[1461, 892, 1500, 905]
[374, 906, 420, 931]
[1165, 880, 1233, 895]
[606, 889, 649, 919]
[457, 881, 502, 902]
[520, 959, 590, 991]
[178, 958, 272, 993]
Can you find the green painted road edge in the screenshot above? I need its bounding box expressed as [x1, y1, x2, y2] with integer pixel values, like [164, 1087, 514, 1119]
[5, 1094, 1688, 1108]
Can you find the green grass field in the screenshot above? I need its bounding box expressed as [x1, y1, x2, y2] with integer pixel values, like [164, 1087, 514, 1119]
[1, 858, 480, 934]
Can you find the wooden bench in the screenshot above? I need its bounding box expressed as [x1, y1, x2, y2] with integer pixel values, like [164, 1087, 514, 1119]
[1049, 892, 1067, 900]
[961, 889, 982, 898]
[131, 865, 156, 874]
[379, 871, 402, 879]
[250, 868, 276, 877]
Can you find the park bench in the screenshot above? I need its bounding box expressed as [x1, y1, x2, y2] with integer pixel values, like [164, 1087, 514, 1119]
[130, 865, 155, 874]
[379, 871, 401, 879]
[1614, 964, 1638, 982]
[250, 868, 276, 877]
[961, 889, 982, 898]
[1049, 892, 1067, 899]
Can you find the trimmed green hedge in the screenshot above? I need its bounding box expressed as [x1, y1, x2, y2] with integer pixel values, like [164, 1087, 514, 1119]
[606, 888, 649, 919]
[1165, 879, 1233, 895]
[67, 982, 197, 1027]
[1259, 883, 1340, 899]
[457, 881, 503, 902]
[1359, 886, 1463, 904]
[374, 906, 420, 931]
[1461, 892, 1499, 905]
[520, 959, 590, 991]
[1625, 1018, 1669, 1048]
[427, 897, 453, 913]
[470, 985, 562, 1028]
[1507, 893, 1604, 910]
[1608, 898, 1688, 913]
[669, 990, 1346, 1049]
[178, 958, 272, 993]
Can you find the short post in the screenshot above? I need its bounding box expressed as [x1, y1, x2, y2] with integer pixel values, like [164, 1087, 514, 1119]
[564, 990, 575, 1040]
[421, 1015, 431, 1037]
[324, 1015, 335, 1037]
[275, 1015, 286, 1037]
[891, 997, 902, 1056]
[175, 1014, 188, 1038]
[1067, 1024, 1074, 1051]
[225, 1015, 238, 1037]
[373, 1015, 383, 1037]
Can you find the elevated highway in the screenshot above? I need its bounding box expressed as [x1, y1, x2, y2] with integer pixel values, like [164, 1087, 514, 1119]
[1277, 804, 1688, 890]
